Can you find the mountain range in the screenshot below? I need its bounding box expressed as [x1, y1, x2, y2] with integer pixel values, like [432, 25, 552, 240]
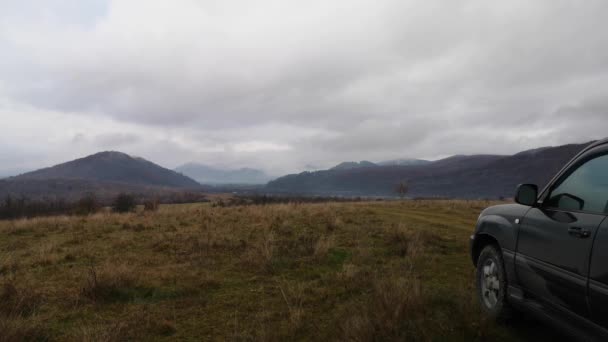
[174, 163, 272, 185]
[0, 141, 594, 200]
[265, 142, 592, 199]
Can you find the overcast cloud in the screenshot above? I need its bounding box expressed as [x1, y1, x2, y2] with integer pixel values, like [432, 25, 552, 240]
[1, 0, 607, 176]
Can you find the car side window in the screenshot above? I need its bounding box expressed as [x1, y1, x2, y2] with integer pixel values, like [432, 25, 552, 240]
[546, 154, 608, 214]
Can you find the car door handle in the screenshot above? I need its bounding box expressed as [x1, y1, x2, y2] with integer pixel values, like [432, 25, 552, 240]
[568, 227, 591, 238]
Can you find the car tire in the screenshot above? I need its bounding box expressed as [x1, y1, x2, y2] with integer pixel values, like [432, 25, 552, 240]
[476, 244, 511, 321]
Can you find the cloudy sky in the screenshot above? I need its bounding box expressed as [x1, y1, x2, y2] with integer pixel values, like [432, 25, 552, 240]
[1, 0, 607, 176]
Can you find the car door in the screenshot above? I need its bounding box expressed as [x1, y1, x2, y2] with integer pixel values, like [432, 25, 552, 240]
[589, 218, 608, 328]
[516, 151, 608, 317]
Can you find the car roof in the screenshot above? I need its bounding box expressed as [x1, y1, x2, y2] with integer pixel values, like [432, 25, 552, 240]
[585, 138, 608, 151]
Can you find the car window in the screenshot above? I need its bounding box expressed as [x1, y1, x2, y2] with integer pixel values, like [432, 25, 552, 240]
[546, 154, 608, 214]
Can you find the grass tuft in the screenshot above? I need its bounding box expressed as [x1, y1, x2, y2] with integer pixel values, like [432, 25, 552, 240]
[80, 263, 139, 303]
[341, 276, 426, 341]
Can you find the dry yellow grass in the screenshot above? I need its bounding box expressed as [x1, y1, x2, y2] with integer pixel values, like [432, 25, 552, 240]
[0, 200, 554, 341]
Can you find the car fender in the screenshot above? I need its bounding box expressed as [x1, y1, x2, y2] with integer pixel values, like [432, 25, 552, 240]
[472, 204, 531, 285]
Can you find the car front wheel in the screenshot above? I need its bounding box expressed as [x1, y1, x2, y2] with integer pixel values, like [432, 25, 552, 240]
[476, 244, 510, 320]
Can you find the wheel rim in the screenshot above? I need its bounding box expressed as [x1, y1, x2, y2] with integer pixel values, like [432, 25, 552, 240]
[481, 258, 500, 309]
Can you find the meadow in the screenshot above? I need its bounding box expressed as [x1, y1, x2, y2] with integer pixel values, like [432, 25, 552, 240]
[0, 200, 558, 341]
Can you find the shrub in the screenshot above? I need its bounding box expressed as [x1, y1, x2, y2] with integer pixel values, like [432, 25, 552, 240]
[113, 194, 137, 213]
[143, 199, 159, 212]
[75, 193, 101, 216]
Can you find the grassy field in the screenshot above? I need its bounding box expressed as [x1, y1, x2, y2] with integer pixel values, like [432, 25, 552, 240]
[0, 200, 557, 341]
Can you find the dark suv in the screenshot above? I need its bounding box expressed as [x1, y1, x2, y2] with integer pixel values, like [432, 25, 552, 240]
[470, 138, 608, 340]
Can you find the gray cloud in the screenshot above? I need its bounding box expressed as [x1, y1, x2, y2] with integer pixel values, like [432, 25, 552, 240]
[1, 0, 607, 174]
[93, 133, 141, 148]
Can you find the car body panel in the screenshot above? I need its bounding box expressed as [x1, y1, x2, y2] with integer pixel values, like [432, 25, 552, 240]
[516, 207, 604, 317]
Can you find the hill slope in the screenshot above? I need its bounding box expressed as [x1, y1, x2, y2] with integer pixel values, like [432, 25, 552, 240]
[266, 143, 591, 198]
[14, 151, 200, 188]
[377, 159, 431, 166]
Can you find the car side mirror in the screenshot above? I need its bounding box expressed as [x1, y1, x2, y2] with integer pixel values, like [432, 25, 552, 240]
[515, 184, 538, 206]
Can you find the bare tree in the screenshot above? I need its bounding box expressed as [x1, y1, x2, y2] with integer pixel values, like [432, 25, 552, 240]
[396, 181, 409, 199]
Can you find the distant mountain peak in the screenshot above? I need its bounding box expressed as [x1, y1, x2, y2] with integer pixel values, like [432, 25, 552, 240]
[174, 163, 272, 185]
[331, 161, 377, 170]
[15, 151, 200, 188]
[88, 151, 131, 158]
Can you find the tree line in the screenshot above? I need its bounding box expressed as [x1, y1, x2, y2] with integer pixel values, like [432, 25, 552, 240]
[0, 192, 209, 220]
